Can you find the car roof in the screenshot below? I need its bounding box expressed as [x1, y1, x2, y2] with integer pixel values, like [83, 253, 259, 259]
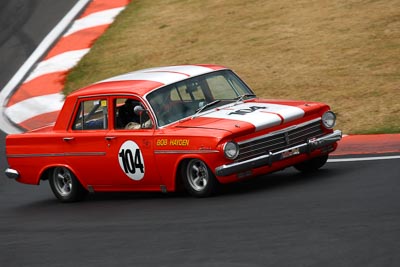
[69, 64, 228, 98]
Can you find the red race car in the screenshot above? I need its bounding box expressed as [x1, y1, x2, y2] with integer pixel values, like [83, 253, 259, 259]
[5, 64, 342, 202]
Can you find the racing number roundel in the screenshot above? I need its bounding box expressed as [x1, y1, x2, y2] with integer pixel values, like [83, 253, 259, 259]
[118, 140, 145, 181]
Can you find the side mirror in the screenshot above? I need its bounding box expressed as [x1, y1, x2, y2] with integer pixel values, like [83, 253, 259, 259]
[134, 105, 145, 115]
[133, 105, 152, 128]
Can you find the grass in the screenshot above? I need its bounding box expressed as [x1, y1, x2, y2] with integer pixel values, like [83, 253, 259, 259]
[64, 0, 400, 134]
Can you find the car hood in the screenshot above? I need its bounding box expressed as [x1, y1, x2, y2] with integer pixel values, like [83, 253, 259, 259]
[175, 101, 321, 134]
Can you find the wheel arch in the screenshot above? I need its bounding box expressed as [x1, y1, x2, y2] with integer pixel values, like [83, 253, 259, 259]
[173, 154, 216, 192]
[39, 164, 87, 189]
[174, 158, 190, 192]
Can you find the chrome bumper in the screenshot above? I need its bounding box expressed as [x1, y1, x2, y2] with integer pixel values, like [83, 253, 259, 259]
[215, 130, 342, 177]
[5, 168, 20, 179]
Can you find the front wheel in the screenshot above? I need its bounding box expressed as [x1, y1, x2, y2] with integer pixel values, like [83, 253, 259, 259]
[294, 155, 329, 173]
[49, 167, 87, 202]
[182, 159, 219, 197]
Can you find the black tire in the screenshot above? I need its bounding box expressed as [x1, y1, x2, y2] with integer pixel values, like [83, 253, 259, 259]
[49, 167, 87, 202]
[182, 159, 219, 197]
[294, 155, 329, 173]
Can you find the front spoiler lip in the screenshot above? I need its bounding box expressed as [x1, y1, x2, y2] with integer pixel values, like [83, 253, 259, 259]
[215, 130, 342, 177]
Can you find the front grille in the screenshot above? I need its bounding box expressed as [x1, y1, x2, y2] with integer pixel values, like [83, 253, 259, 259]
[236, 119, 324, 162]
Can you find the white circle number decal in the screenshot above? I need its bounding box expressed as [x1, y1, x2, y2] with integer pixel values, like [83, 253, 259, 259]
[118, 140, 145, 181]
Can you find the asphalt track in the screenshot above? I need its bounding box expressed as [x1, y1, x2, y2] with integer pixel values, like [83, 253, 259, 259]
[1, 1, 400, 266]
[0, 154, 399, 266]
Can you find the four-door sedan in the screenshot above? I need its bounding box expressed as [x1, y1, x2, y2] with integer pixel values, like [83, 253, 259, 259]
[5, 64, 342, 202]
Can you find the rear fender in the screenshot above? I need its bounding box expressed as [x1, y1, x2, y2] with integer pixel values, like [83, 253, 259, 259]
[39, 164, 88, 189]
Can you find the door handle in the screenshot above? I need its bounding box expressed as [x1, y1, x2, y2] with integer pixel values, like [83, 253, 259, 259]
[105, 136, 116, 141]
[63, 137, 74, 142]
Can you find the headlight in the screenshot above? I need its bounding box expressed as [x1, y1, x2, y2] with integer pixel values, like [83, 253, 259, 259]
[223, 141, 239, 160]
[322, 111, 336, 129]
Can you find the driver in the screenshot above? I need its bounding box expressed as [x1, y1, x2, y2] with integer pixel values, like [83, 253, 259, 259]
[117, 99, 140, 128]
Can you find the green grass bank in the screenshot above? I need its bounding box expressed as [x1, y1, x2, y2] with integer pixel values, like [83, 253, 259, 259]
[64, 0, 400, 134]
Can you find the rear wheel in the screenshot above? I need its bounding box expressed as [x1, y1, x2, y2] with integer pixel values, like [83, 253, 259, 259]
[49, 167, 87, 202]
[182, 159, 219, 197]
[294, 155, 329, 173]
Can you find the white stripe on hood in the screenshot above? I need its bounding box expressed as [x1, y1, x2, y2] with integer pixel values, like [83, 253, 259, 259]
[202, 102, 305, 131]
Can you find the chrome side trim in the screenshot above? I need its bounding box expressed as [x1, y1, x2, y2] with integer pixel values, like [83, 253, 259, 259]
[216, 130, 342, 177]
[7, 152, 106, 158]
[154, 150, 219, 154]
[65, 152, 106, 156]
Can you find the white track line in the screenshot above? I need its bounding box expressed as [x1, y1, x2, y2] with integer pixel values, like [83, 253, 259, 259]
[0, 0, 91, 134]
[4, 93, 65, 124]
[24, 49, 90, 83]
[328, 155, 400, 163]
[63, 7, 126, 37]
[4, 2, 128, 131]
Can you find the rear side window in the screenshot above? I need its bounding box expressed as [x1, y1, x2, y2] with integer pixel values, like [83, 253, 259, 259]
[72, 99, 108, 130]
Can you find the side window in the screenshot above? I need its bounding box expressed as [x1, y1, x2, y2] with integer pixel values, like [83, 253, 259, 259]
[115, 97, 153, 130]
[72, 99, 108, 130]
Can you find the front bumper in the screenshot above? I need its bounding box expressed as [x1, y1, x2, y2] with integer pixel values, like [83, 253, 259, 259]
[215, 130, 342, 177]
[5, 168, 20, 179]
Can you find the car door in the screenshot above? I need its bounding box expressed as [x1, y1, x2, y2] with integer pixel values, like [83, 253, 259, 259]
[104, 96, 161, 190]
[63, 97, 112, 188]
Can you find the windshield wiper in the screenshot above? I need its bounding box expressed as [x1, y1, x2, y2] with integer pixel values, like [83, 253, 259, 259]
[193, 100, 221, 118]
[234, 94, 256, 104]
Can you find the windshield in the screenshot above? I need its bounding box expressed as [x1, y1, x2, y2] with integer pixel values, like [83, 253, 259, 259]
[146, 70, 255, 126]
